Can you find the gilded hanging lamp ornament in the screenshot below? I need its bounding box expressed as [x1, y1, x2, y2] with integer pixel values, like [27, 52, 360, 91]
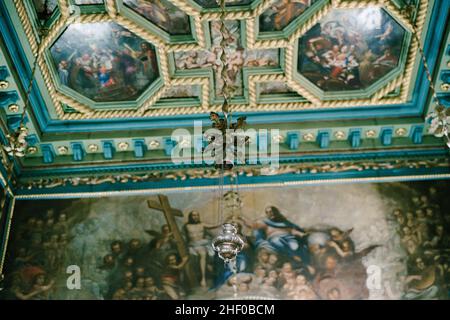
[212, 223, 245, 263]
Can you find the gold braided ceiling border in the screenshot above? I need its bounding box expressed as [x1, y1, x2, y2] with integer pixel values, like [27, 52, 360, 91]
[13, 0, 428, 120]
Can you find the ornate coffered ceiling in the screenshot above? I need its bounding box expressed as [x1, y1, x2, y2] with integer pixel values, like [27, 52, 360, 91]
[0, 0, 449, 195]
[8, 0, 426, 119]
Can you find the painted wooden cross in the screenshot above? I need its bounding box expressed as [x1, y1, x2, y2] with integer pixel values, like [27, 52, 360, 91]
[147, 194, 196, 287]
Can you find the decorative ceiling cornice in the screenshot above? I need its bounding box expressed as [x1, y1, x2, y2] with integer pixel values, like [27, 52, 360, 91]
[15, 151, 450, 193]
[19, 157, 449, 188]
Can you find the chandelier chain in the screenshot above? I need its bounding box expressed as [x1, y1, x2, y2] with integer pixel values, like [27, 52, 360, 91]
[211, 0, 246, 269]
[20, 46, 40, 125]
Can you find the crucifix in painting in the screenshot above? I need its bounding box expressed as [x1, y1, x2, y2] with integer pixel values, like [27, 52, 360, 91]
[147, 195, 196, 288]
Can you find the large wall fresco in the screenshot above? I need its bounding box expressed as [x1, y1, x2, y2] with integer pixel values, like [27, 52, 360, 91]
[297, 8, 406, 91]
[123, 0, 191, 36]
[50, 22, 159, 102]
[1, 181, 449, 300]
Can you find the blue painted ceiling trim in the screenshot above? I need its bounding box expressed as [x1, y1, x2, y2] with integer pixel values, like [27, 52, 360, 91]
[18, 147, 449, 178]
[0, 0, 448, 134]
[15, 166, 450, 197]
[0, 0, 48, 134]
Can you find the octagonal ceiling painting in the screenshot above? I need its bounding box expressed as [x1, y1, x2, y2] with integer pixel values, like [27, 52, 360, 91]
[297, 7, 406, 91]
[259, 0, 317, 32]
[50, 22, 159, 103]
[123, 0, 191, 35]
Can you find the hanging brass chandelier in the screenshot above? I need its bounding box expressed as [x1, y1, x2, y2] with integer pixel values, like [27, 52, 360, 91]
[210, 0, 246, 266]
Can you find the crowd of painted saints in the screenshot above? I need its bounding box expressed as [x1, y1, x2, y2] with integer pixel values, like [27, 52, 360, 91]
[298, 8, 406, 91]
[1, 205, 369, 300]
[3, 209, 73, 300]
[390, 188, 450, 300]
[50, 22, 159, 102]
[105, 208, 368, 300]
[2, 186, 449, 300]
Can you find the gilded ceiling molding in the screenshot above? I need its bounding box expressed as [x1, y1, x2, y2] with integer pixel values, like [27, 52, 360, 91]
[11, 173, 450, 200]
[248, 73, 287, 107]
[17, 157, 450, 190]
[170, 77, 211, 110]
[12, 0, 429, 119]
[13, 0, 38, 53]
[371, 75, 404, 101]
[400, 0, 428, 101]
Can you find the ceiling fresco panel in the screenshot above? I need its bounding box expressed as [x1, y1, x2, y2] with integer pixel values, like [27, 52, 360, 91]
[32, 0, 58, 25]
[49, 22, 160, 103]
[297, 7, 407, 92]
[161, 85, 201, 98]
[174, 20, 279, 98]
[8, 0, 433, 121]
[193, 0, 253, 9]
[259, 0, 317, 32]
[259, 81, 293, 94]
[74, 0, 104, 4]
[123, 0, 192, 36]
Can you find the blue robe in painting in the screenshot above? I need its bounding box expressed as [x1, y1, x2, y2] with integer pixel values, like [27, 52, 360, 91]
[255, 218, 310, 267]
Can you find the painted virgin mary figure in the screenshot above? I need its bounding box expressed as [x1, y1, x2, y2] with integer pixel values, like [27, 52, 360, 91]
[240, 206, 310, 267]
